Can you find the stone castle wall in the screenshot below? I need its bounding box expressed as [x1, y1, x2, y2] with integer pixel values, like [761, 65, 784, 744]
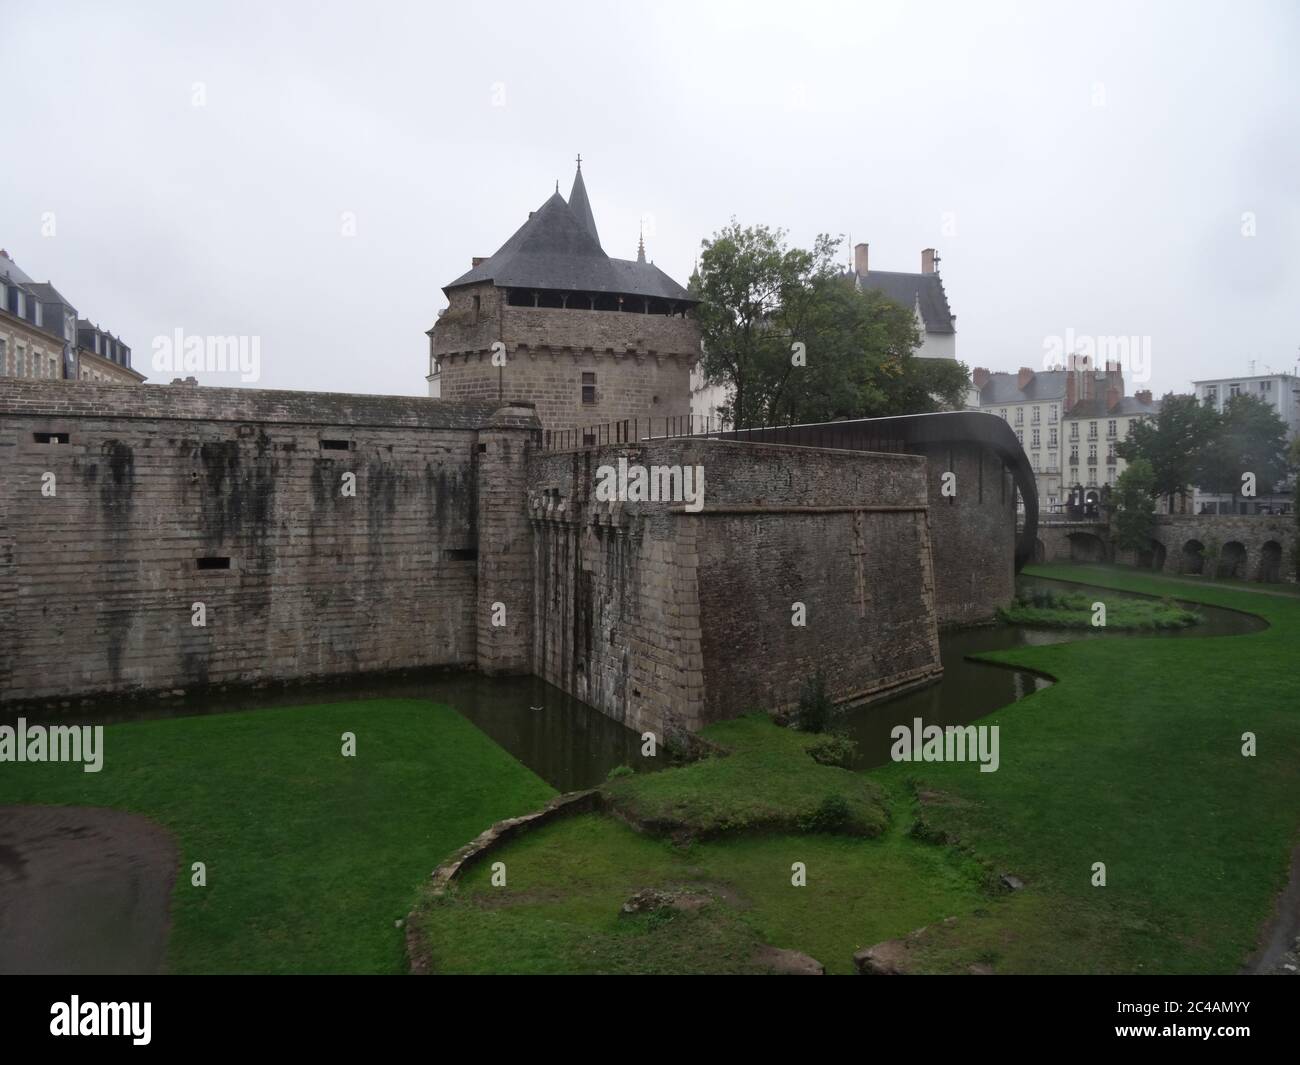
[0, 381, 500, 705]
[916, 441, 1018, 627]
[433, 283, 697, 430]
[526, 439, 943, 741]
[1, 382, 1010, 739]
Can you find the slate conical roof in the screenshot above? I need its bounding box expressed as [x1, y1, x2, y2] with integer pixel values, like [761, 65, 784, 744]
[444, 165, 694, 303]
[567, 165, 600, 247]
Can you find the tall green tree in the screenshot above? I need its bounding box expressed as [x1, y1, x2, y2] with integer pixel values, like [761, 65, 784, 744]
[1193, 393, 1290, 508]
[1115, 393, 1217, 512]
[691, 222, 841, 430]
[1112, 458, 1157, 555]
[692, 221, 961, 428]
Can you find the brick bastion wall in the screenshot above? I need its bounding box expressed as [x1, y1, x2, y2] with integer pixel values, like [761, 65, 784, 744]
[0, 380, 508, 705]
[526, 439, 944, 742]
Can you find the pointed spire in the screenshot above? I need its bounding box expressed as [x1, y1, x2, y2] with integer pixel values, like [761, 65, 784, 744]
[567, 155, 600, 248]
[637, 220, 646, 263]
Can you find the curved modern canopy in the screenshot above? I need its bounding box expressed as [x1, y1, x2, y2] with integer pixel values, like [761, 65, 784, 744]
[709, 410, 1038, 571]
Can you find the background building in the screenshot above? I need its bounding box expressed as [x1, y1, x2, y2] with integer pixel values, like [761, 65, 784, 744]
[1192, 371, 1300, 439]
[969, 359, 1160, 512]
[845, 243, 956, 360]
[1191, 370, 1300, 514]
[0, 249, 143, 385]
[75, 319, 143, 384]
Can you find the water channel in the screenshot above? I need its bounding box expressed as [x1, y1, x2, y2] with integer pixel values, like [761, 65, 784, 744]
[0, 574, 1267, 973]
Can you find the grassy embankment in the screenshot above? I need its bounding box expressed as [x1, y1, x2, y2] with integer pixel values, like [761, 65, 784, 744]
[0, 700, 555, 973]
[997, 587, 1201, 629]
[413, 564, 1300, 974]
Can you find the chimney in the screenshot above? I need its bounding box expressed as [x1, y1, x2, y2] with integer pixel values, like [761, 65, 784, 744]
[0, 249, 9, 260]
[1018, 366, 1034, 389]
[1106, 386, 1120, 411]
[1136, 389, 1152, 405]
[471, 256, 487, 267]
[921, 248, 937, 274]
[972, 367, 990, 389]
[853, 243, 868, 276]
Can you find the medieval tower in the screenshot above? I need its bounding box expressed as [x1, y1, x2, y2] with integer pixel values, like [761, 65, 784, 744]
[427, 160, 700, 432]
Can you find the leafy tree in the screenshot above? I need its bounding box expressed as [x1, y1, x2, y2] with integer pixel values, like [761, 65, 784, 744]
[691, 222, 841, 430]
[1193, 393, 1290, 508]
[1116, 394, 1217, 512]
[692, 221, 960, 428]
[1291, 438, 1300, 580]
[1112, 458, 1157, 555]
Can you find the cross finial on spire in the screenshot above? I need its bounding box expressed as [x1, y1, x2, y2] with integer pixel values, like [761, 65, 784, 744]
[575, 153, 582, 171]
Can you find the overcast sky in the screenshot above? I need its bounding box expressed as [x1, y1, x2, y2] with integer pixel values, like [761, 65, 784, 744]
[2, 0, 1297, 398]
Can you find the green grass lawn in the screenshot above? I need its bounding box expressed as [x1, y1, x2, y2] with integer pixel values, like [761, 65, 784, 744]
[413, 564, 1300, 974]
[416, 799, 991, 975]
[602, 715, 890, 838]
[0, 699, 555, 973]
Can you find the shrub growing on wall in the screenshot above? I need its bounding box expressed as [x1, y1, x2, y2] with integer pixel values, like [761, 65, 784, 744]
[795, 671, 835, 733]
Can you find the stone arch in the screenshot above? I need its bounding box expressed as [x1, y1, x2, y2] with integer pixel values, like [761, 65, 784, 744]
[1067, 531, 1107, 563]
[1182, 539, 1204, 575]
[1257, 540, 1282, 583]
[1136, 539, 1167, 571]
[1217, 541, 1247, 580]
[1034, 538, 1045, 563]
[1149, 539, 1167, 571]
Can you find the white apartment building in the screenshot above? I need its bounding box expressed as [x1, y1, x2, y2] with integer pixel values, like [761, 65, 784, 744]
[1192, 372, 1300, 439]
[969, 361, 1161, 512]
[1191, 371, 1300, 513]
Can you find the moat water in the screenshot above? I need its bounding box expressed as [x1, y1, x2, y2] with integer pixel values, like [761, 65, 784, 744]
[838, 573, 1266, 769]
[5, 575, 1267, 791]
[0, 574, 1267, 974]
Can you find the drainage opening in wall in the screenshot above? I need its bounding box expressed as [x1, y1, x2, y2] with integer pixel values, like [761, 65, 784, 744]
[319, 439, 352, 451]
[196, 557, 232, 570]
[33, 432, 70, 444]
[442, 548, 478, 562]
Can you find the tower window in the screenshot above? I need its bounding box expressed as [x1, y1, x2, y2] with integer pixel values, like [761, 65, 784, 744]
[582, 372, 596, 405]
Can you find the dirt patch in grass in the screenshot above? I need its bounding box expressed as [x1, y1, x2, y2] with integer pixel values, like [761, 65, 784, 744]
[0, 805, 177, 974]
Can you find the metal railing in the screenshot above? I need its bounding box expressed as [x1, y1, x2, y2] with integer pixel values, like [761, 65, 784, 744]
[542, 414, 727, 451]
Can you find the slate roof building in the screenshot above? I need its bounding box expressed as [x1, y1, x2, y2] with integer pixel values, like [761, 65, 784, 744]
[844, 243, 957, 360]
[0, 248, 143, 384]
[428, 160, 700, 433]
[968, 360, 1162, 511]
